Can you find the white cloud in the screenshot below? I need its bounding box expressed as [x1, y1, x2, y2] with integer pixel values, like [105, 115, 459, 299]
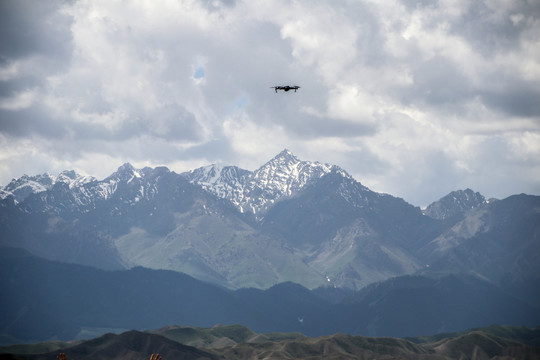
[326, 84, 381, 124]
[0, 0, 539, 206]
[222, 110, 287, 161]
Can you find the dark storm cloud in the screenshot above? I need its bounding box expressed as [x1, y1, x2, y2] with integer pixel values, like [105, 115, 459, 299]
[0, 0, 74, 64]
[0, 0, 73, 96]
[449, 1, 540, 56]
[0, 76, 45, 97]
[481, 82, 540, 118]
[0, 100, 203, 143]
[0, 0, 75, 134]
[0, 106, 68, 139]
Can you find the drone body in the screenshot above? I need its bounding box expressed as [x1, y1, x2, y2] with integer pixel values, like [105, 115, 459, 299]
[271, 85, 300, 93]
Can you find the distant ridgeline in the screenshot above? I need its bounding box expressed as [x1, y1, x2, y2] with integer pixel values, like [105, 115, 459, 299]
[1, 150, 539, 344]
[1, 324, 539, 360]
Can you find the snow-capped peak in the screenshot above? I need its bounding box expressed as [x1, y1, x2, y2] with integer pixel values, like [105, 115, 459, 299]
[117, 163, 141, 178]
[182, 164, 250, 205]
[183, 150, 337, 218]
[186, 164, 226, 186]
[0, 170, 95, 203]
[2, 152, 353, 218]
[0, 174, 52, 203]
[271, 148, 300, 163]
[104, 163, 142, 183]
[250, 150, 332, 195]
[56, 170, 96, 189]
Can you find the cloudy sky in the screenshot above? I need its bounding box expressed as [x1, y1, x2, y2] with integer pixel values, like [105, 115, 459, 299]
[1, 0, 539, 206]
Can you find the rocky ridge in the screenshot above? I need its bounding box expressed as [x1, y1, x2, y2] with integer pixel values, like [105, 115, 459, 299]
[1, 150, 537, 292]
[182, 149, 339, 219]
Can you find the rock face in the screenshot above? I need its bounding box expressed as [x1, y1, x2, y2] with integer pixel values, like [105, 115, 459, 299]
[423, 188, 486, 220]
[1, 150, 539, 293]
[182, 149, 336, 218]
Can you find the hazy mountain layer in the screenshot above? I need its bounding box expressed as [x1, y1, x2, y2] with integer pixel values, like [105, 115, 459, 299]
[1, 248, 538, 345]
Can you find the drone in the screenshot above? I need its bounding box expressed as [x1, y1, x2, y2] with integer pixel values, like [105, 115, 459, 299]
[270, 85, 300, 93]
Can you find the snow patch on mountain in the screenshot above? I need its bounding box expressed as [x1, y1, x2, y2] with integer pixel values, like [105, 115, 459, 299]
[0, 171, 96, 203]
[184, 164, 250, 204]
[182, 149, 341, 218]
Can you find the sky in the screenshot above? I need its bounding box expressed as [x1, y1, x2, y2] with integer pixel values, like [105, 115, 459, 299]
[0, 0, 539, 207]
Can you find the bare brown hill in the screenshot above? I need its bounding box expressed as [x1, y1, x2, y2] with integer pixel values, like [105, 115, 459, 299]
[15, 331, 219, 360]
[2, 326, 540, 360]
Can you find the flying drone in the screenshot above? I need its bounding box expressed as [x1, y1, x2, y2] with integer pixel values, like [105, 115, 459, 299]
[270, 85, 300, 93]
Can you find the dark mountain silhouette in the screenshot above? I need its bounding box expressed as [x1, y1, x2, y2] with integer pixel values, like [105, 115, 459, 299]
[1, 248, 538, 345]
[0, 248, 270, 344]
[341, 274, 540, 337]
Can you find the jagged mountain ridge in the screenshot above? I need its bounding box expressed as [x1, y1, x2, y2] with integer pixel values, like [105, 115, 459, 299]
[423, 188, 487, 220]
[0, 150, 479, 220]
[0, 164, 170, 212]
[1, 150, 340, 221]
[182, 149, 340, 218]
[1, 150, 537, 292]
[0, 171, 96, 204]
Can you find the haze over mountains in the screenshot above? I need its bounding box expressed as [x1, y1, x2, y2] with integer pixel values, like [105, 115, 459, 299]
[1, 247, 539, 345]
[1, 150, 539, 344]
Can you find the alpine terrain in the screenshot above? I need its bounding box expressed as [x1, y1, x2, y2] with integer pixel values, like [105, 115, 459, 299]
[1, 149, 539, 292]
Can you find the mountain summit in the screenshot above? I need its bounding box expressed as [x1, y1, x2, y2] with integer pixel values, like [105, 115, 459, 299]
[423, 188, 486, 219]
[183, 149, 337, 218]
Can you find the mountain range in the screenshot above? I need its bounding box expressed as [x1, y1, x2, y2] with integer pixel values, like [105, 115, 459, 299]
[1, 149, 538, 292]
[1, 150, 539, 344]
